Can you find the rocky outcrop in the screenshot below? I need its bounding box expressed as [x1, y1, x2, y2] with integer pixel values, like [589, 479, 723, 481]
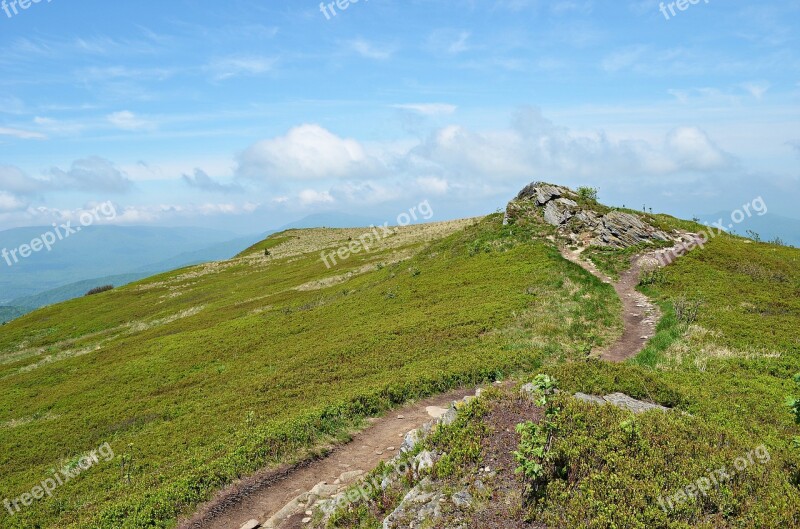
[573, 392, 670, 414]
[505, 182, 674, 249]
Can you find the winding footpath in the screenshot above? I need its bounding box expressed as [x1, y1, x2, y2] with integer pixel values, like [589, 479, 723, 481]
[180, 236, 699, 529]
[560, 234, 700, 362]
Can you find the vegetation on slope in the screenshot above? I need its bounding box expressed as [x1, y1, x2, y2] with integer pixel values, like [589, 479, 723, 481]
[0, 215, 621, 528]
[533, 230, 800, 527]
[322, 217, 800, 528]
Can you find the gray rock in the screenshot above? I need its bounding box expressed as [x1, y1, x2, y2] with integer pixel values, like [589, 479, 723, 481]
[506, 182, 675, 249]
[602, 392, 669, 414]
[452, 490, 474, 509]
[413, 450, 438, 475]
[573, 392, 669, 414]
[573, 392, 607, 405]
[516, 182, 574, 205]
[240, 520, 261, 529]
[383, 479, 441, 529]
[440, 406, 458, 426]
[401, 429, 420, 453]
[544, 199, 575, 225]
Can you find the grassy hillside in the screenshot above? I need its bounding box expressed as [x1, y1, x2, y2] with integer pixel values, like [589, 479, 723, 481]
[322, 222, 800, 528]
[0, 215, 622, 528]
[543, 232, 800, 527]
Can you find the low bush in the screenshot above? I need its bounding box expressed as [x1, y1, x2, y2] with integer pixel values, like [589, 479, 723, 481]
[84, 285, 114, 296]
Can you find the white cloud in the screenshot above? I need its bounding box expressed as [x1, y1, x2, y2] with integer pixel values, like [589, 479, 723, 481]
[107, 111, 154, 131]
[48, 157, 133, 193]
[182, 169, 243, 193]
[348, 39, 393, 60]
[34, 117, 85, 135]
[403, 107, 734, 184]
[392, 103, 457, 116]
[19, 202, 259, 226]
[0, 165, 48, 194]
[237, 124, 382, 181]
[415, 176, 450, 194]
[298, 189, 335, 206]
[0, 127, 47, 140]
[665, 127, 731, 171]
[207, 55, 277, 80]
[0, 192, 27, 213]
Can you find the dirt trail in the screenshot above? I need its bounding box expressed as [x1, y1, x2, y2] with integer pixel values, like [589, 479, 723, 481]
[560, 236, 699, 362]
[179, 388, 476, 529]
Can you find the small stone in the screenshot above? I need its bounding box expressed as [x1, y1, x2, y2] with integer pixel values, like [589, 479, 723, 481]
[302, 517, 312, 523]
[239, 520, 260, 529]
[397, 415, 405, 419]
[452, 490, 474, 509]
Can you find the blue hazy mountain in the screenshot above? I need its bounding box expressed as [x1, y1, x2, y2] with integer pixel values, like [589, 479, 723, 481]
[0, 226, 257, 303]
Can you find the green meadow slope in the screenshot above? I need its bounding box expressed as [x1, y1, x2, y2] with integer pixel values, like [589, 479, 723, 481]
[0, 215, 622, 528]
[321, 226, 800, 528]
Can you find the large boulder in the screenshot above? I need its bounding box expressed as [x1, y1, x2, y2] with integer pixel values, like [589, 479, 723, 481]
[505, 182, 674, 249]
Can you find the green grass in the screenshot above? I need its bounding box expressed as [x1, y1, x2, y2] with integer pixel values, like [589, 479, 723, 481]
[533, 231, 800, 527]
[0, 215, 621, 528]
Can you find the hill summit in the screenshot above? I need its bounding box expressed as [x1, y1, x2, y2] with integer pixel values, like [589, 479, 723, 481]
[504, 182, 674, 248]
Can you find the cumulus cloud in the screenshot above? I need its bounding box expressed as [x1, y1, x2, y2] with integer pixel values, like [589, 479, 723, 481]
[182, 169, 243, 193]
[664, 127, 732, 171]
[237, 124, 382, 182]
[298, 189, 335, 206]
[48, 157, 133, 193]
[0, 165, 49, 195]
[402, 107, 734, 185]
[234, 108, 735, 209]
[0, 191, 27, 213]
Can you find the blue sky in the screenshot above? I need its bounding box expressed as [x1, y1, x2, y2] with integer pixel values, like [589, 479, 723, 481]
[0, 0, 798, 233]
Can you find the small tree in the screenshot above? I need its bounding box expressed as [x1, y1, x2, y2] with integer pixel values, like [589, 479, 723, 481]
[577, 186, 599, 202]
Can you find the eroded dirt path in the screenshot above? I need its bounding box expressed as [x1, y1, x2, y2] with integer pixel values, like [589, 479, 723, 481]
[180, 388, 476, 529]
[560, 236, 699, 362]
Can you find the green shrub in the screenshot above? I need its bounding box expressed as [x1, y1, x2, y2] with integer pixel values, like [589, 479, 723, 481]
[84, 285, 114, 296]
[577, 186, 599, 202]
